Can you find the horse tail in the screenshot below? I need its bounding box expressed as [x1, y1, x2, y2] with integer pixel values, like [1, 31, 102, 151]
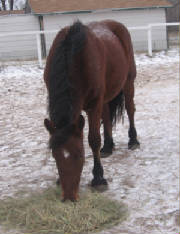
[109, 91, 125, 126]
[48, 20, 87, 129]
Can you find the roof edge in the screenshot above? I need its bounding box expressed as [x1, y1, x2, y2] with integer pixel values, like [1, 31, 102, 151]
[33, 5, 172, 16]
[34, 10, 92, 16]
[113, 5, 172, 12]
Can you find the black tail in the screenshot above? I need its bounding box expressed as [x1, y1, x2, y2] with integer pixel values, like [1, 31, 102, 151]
[48, 21, 87, 129]
[109, 91, 125, 126]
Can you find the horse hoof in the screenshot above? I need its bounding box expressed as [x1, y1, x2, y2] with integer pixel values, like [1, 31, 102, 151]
[128, 140, 140, 150]
[91, 178, 108, 187]
[100, 147, 112, 157]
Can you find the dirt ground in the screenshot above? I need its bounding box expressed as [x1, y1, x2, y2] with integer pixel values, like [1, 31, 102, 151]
[0, 48, 179, 234]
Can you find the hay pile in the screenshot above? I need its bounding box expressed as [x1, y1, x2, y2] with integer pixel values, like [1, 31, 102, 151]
[0, 188, 128, 234]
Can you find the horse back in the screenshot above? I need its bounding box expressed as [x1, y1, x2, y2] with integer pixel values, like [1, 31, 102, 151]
[86, 20, 136, 102]
[89, 20, 136, 78]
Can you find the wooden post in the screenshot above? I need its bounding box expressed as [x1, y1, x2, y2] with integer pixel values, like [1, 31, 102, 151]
[36, 34, 43, 68]
[148, 25, 152, 57]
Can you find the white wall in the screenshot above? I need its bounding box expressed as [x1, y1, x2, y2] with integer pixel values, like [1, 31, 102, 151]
[0, 9, 167, 61]
[44, 8, 167, 52]
[0, 14, 39, 60]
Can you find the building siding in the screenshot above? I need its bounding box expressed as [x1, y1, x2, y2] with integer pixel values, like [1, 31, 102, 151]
[43, 8, 167, 53]
[0, 14, 39, 60]
[0, 8, 167, 61]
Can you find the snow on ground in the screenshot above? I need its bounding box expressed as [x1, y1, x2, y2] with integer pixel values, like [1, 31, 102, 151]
[0, 47, 179, 234]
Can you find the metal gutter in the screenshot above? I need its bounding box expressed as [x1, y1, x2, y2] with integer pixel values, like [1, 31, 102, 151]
[34, 10, 92, 16]
[33, 5, 173, 16]
[112, 6, 173, 12]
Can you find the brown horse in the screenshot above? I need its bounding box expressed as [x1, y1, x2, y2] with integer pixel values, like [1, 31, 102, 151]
[44, 20, 140, 201]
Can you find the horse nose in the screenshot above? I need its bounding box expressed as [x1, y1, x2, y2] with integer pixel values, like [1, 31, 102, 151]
[61, 191, 79, 202]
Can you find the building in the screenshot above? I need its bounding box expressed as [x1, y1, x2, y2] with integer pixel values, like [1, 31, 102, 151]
[166, 0, 179, 31]
[0, 10, 40, 61]
[0, 0, 172, 61]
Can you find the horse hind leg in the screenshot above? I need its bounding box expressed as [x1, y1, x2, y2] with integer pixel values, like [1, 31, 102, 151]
[124, 77, 140, 150]
[100, 104, 114, 157]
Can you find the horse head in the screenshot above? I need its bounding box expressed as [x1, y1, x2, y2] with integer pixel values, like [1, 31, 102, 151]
[44, 115, 85, 201]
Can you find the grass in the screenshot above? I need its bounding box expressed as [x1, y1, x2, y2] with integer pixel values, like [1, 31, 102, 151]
[0, 187, 128, 234]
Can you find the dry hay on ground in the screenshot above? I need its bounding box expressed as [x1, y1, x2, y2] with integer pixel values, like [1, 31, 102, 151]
[0, 187, 128, 234]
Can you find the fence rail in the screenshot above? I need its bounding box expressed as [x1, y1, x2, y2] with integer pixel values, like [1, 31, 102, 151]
[0, 22, 179, 67]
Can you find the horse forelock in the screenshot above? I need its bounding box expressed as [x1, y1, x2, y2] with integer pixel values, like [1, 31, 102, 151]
[47, 20, 87, 132]
[49, 124, 74, 150]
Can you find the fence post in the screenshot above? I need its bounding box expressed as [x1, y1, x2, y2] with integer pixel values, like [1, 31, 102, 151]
[36, 33, 43, 68]
[147, 25, 153, 57]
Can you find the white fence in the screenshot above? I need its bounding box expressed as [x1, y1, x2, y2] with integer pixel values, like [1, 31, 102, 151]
[129, 22, 179, 56]
[0, 22, 179, 67]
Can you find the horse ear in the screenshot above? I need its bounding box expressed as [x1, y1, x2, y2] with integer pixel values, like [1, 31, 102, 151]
[78, 115, 85, 130]
[44, 118, 55, 134]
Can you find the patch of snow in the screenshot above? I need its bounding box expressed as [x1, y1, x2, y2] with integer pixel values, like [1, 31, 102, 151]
[0, 47, 179, 234]
[135, 46, 179, 66]
[92, 25, 116, 40]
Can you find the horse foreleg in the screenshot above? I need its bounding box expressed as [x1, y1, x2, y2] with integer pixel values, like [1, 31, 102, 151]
[124, 78, 140, 150]
[100, 104, 114, 157]
[87, 108, 108, 186]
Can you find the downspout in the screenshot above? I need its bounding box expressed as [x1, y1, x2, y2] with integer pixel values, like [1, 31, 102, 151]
[38, 15, 47, 58]
[165, 8, 170, 49]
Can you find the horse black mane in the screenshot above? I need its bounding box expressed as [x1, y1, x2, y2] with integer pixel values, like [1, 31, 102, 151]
[48, 21, 87, 131]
